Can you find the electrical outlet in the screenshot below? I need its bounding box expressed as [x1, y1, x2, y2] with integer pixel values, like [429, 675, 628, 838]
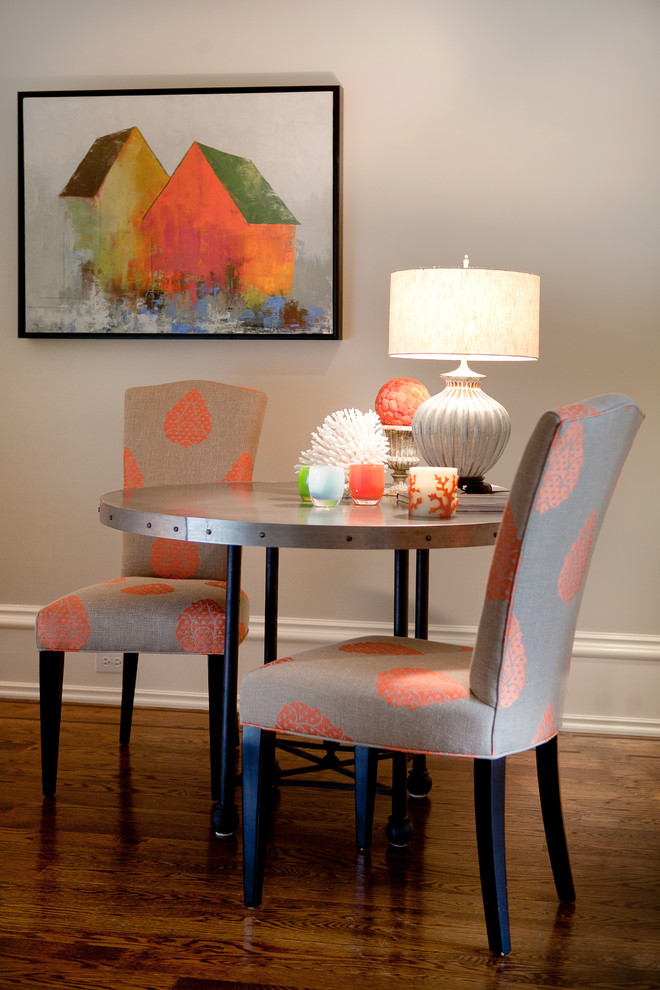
[95, 653, 124, 672]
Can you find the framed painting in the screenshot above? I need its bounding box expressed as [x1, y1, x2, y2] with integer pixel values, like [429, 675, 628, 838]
[18, 85, 341, 339]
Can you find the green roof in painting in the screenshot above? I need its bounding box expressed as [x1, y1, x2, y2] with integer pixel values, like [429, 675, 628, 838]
[197, 143, 299, 225]
[60, 128, 135, 198]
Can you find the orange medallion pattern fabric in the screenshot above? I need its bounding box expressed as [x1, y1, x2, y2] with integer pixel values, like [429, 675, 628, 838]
[555, 403, 600, 423]
[499, 612, 527, 708]
[36, 594, 91, 651]
[535, 421, 585, 514]
[205, 580, 248, 601]
[163, 388, 212, 447]
[150, 538, 200, 578]
[275, 702, 352, 741]
[175, 598, 238, 653]
[338, 640, 424, 656]
[487, 504, 521, 602]
[532, 703, 557, 744]
[558, 509, 597, 603]
[123, 447, 144, 489]
[222, 451, 254, 483]
[120, 582, 175, 595]
[377, 667, 469, 709]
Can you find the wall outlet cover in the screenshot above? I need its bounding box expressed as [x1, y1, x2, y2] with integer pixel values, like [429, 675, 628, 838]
[95, 653, 124, 672]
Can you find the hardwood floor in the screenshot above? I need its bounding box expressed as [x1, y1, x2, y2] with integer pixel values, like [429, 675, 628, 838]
[0, 699, 658, 989]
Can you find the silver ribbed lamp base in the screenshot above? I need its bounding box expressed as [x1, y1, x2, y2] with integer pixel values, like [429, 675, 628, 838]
[412, 365, 510, 491]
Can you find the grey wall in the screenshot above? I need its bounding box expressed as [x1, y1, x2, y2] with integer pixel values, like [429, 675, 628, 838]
[1, 0, 658, 702]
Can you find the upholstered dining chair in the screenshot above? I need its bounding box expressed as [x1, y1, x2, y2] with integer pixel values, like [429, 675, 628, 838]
[36, 380, 267, 811]
[239, 393, 642, 955]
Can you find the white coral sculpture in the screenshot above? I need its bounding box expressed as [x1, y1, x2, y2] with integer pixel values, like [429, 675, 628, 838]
[299, 408, 389, 471]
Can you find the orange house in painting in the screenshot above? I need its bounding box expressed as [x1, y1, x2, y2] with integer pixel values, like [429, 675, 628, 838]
[141, 142, 299, 301]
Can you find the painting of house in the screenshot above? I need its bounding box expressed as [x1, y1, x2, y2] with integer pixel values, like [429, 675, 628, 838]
[19, 87, 339, 337]
[142, 142, 299, 310]
[61, 132, 301, 330]
[60, 127, 169, 300]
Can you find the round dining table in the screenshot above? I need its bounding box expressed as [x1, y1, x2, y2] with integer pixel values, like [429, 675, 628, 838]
[99, 481, 502, 834]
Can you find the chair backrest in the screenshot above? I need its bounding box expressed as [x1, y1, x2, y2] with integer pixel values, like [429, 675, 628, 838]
[469, 393, 643, 756]
[121, 380, 267, 580]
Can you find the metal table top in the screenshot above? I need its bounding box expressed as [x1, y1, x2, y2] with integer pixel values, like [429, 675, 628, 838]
[99, 481, 501, 551]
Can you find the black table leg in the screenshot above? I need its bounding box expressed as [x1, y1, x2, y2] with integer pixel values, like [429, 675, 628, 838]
[409, 549, 432, 797]
[389, 551, 413, 837]
[212, 543, 242, 836]
[264, 547, 282, 782]
[415, 548, 429, 639]
[264, 547, 279, 664]
[393, 549, 409, 637]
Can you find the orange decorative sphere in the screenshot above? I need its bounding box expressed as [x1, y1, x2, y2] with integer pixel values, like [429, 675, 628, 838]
[375, 378, 430, 426]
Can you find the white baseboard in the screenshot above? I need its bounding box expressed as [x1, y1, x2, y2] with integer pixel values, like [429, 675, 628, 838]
[559, 714, 660, 736]
[2, 606, 659, 737]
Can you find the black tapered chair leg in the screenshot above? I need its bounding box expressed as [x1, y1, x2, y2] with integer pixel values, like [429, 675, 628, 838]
[242, 725, 275, 907]
[354, 746, 378, 850]
[536, 736, 576, 903]
[474, 757, 511, 956]
[119, 653, 139, 746]
[408, 754, 432, 797]
[39, 651, 65, 798]
[386, 751, 414, 846]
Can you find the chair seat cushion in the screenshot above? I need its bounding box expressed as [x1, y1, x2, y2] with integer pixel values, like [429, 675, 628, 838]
[240, 635, 518, 759]
[36, 577, 249, 654]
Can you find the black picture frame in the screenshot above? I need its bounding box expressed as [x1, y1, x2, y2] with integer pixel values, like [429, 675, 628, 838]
[18, 85, 341, 339]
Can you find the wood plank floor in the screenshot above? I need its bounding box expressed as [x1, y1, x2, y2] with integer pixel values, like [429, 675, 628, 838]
[0, 699, 658, 989]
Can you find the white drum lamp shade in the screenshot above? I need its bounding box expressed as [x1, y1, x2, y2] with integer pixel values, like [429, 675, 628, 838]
[389, 261, 540, 491]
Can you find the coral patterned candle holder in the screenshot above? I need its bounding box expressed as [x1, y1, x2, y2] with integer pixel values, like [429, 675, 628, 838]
[408, 466, 459, 518]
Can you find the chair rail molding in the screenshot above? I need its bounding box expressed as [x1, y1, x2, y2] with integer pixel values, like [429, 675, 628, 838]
[2, 604, 659, 737]
[2, 604, 38, 629]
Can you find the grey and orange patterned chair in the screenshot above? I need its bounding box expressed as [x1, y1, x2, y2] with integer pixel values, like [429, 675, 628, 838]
[239, 393, 642, 955]
[37, 380, 267, 808]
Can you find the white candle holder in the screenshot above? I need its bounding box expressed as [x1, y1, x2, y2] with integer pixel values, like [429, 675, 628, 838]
[408, 466, 459, 518]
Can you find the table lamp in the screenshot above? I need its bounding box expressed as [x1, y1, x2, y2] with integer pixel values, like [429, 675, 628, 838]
[388, 256, 540, 492]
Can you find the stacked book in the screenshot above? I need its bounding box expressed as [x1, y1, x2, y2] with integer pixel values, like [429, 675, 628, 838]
[397, 485, 509, 512]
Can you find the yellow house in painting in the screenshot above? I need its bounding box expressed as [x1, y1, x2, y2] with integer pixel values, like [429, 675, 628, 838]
[60, 127, 168, 298]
